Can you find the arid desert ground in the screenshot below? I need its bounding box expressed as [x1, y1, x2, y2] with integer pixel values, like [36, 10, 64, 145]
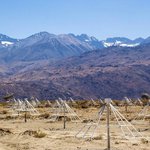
[0, 100, 149, 150]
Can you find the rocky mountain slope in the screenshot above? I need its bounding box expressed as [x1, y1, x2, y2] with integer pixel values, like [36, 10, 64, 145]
[0, 42, 150, 100]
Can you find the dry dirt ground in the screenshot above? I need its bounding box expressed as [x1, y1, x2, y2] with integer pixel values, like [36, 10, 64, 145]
[0, 103, 149, 150]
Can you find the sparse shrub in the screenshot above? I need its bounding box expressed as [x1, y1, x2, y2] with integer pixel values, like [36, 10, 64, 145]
[93, 136, 103, 140]
[34, 130, 47, 138]
[22, 129, 46, 138]
[100, 117, 106, 121]
[115, 141, 119, 144]
[2, 110, 8, 114]
[22, 130, 37, 136]
[141, 138, 148, 144]
[0, 102, 9, 107]
[82, 119, 93, 123]
[132, 143, 138, 146]
[39, 113, 50, 119]
[5, 115, 15, 120]
[0, 128, 12, 136]
[52, 116, 71, 121]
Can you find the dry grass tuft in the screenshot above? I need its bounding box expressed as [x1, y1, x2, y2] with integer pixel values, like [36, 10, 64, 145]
[1, 110, 8, 114]
[34, 130, 47, 138]
[0, 128, 12, 136]
[39, 113, 50, 119]
[132, 143, 138, 146]
[93, 135, 103, 140]
[115, 141, 119, 144]
[141, 138, 149, 144]
[21, 129, 46, 138]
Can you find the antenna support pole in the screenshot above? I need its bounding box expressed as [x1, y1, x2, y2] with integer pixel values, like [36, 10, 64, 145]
[63, 102, 66, 129]
[105, 98, 111, 150]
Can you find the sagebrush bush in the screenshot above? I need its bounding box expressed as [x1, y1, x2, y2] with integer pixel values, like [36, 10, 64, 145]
[141, 138, 148, 144]
[34, 130, 47, 138]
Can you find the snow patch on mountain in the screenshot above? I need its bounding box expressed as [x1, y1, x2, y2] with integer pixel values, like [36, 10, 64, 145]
[1, 41, 14, 47]
[1, 41, 13, 45]
[103, 40, 140, 48]
[119, 43, 139, 47]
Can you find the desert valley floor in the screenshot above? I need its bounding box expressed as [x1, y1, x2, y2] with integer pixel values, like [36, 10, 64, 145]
[0, 102, 149, 150]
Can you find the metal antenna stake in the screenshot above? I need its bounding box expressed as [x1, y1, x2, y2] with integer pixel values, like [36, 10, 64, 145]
[105, 98, 111, 150]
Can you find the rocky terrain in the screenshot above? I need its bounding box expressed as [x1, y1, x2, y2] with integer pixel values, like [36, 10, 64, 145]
[0, 32, 150, 100]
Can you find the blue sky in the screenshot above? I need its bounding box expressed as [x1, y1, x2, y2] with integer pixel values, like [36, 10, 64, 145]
[0, 0, 150, 40]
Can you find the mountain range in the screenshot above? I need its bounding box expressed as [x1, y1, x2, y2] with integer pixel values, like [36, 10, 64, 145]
[0, 32, 150, 100]
[0, 32, 150, 63]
